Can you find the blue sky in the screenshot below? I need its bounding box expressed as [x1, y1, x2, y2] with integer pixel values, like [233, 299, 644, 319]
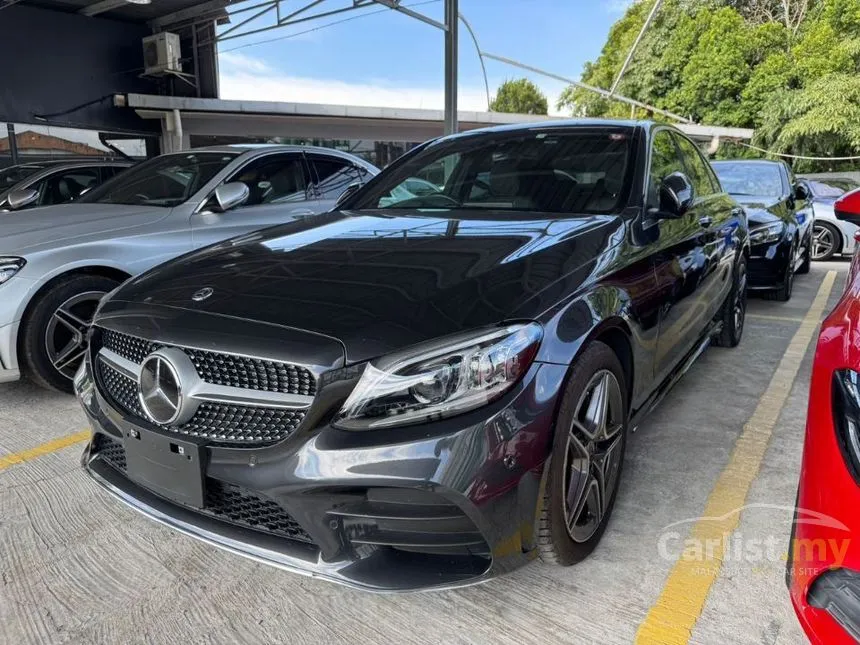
[217, 0, 629, 114]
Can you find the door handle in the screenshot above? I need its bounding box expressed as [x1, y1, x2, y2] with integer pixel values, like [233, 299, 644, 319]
[699, 216, 712, 228]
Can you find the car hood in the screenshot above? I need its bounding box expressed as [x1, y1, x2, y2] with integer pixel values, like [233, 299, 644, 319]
[113, 210, 624, 363]
[731, 194, 789, 227]
[0, 203, 169, 253]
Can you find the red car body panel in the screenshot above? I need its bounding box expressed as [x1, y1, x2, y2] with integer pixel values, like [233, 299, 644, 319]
[790, 189, 860, 644]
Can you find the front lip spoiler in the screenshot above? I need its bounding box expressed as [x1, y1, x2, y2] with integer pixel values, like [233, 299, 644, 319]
[82, 451, 494, 593]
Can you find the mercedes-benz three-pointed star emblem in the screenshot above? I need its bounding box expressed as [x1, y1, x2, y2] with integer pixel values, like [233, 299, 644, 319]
[138, 349, 199, 426]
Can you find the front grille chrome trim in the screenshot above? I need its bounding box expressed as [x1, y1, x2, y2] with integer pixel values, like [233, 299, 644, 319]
[98, 347, 314, 411]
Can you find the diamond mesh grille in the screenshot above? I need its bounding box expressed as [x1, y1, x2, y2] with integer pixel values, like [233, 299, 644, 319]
[101, 329, 315, 396]
[97, 361, 306, 445]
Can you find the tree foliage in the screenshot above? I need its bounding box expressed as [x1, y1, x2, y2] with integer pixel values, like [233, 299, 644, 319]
[558, 0, 860, 170]
[490, 78, 549, 115]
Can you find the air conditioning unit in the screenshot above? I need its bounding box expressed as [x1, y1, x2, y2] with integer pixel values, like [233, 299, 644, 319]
[142, 32, 181, 76]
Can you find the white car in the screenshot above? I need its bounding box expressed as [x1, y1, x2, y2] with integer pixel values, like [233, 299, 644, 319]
[800, 177, 860, 260]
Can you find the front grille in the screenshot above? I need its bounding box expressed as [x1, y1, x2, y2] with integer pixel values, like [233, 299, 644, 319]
[96, 328, 313, 445]
[97, 360, 306, 444]
[202, 480, 314, 543]
[101, 329, 316, 396]
[92, 433, 127, 472]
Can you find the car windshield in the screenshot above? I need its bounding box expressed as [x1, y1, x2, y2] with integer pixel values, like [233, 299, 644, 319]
[80, 152, 238, 207]
[712, 162, 783, 196]
[352, 129, 633, 214]
[0, 164, 47, 191]
[806, 178, 859, 198]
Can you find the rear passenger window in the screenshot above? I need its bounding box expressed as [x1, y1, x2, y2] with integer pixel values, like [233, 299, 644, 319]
[310, 157, 362, 200]
[674, 134, 717, 198]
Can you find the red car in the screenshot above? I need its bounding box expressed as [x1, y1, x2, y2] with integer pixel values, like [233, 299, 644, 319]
[790, 187, 860, 643]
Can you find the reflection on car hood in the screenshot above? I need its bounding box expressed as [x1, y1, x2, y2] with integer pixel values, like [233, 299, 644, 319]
[0, 203, 169, 253]
[114, 210, 624, 363]
[730, 194, 787, 226]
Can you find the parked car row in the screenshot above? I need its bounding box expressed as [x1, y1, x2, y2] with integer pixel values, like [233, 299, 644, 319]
[65, 120, 756, 590]
[0, 121, 847, 599]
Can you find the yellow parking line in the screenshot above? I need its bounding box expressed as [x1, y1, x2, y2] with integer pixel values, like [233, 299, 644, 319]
[635, 270, 837, 645]
[0, 430, 90, 472]
[746, 313, 806, 323]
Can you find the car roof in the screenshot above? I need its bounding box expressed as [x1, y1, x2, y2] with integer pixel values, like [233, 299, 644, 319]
[711, 159, 783, 166]
[439, 118, 649, 140]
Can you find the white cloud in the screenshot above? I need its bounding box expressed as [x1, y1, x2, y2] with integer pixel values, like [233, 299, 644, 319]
[218, 51, 568, 116]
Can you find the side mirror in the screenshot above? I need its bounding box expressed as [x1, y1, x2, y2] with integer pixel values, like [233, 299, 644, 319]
[335, 182, 362, 209]
[211, 182, 249, 213]
[794, 184, 809, 201]
[6, 187, 39, 210]
[655, 172, 694, 219]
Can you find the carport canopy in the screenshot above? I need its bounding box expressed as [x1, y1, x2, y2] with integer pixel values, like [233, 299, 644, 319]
[118, 93, 755, 152]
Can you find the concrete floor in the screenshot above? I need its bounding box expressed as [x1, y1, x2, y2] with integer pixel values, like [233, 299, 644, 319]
[0, 262, 847, 645]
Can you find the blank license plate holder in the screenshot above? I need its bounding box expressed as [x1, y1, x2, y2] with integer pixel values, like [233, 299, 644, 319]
[124, 429, 207, 508]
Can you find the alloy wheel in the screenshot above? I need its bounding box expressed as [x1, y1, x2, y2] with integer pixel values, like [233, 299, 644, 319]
[44, 291, 105, 380]
[563, 370, 625, 543]
[812, 224, 835, 261]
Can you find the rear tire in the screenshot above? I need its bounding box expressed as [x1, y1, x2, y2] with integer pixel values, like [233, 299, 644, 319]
[713, 255, 747, 348]
[538, 342, 628, 565]
[20, 274, 119, 393]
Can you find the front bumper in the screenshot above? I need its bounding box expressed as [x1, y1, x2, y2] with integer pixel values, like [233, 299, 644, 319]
[747, 237, 793, 289]
[77, 353, 567, 591]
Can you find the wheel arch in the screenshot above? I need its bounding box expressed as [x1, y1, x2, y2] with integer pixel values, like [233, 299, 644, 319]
[16, 265, 131, 348]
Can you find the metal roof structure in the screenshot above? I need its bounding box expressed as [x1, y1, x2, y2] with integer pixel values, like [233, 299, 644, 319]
[15, 0, 237, 24]
[118, 93, 755, 152]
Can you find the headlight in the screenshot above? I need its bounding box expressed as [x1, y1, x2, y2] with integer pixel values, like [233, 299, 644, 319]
[749, 222, 785, 246]
[833, 369, 860, 483]
[0, 257, 26, 284]
[334, 322, 543, 430]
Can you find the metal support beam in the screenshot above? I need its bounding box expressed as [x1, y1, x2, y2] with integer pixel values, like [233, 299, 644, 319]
[373, 0, 446, 30]
[481, 52, 693, 124]
[79, 0, 127, 17]
[609, 0, 663, 95]
[444, 0, 458, 135]
[6, 123, 18, 166]
[458, 13, 490, 111]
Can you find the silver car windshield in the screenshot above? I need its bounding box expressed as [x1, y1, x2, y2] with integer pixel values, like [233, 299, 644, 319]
[81, 152, 239, 207]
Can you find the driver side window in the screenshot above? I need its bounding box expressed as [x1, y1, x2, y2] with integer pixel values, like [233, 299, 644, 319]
[226, 154, 310, 208]
[648, 131, 685, 209]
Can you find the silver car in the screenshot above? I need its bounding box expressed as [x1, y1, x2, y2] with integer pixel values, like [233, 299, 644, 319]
[799, 177, 860, 260]
[0, 144, 378, 391]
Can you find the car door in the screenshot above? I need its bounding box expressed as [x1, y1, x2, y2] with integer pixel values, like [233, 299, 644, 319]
[673, 133, 737, 322]
[649, 129, 713, 383]
[786, 163, 813, 262]
[307, 154, 371, 212]
[190, 152, 318, 249]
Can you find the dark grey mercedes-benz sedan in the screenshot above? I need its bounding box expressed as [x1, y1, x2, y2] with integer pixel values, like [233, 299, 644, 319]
[77, 120, 749, 591]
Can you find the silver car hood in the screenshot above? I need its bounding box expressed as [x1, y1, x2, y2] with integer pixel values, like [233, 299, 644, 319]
[0, 203, 170, 254]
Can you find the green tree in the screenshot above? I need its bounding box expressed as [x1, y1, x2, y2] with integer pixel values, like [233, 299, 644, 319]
[558, 0, 860, 170]
[490, 78, 549, 115]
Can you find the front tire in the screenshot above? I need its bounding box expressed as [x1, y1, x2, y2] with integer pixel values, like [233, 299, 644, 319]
[762, 242, 795, 302]
[812, 221, 841, 261]
[713, 255, 747, 348]
[20, 274, 119, 393]
[538, 341, 628, 565]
